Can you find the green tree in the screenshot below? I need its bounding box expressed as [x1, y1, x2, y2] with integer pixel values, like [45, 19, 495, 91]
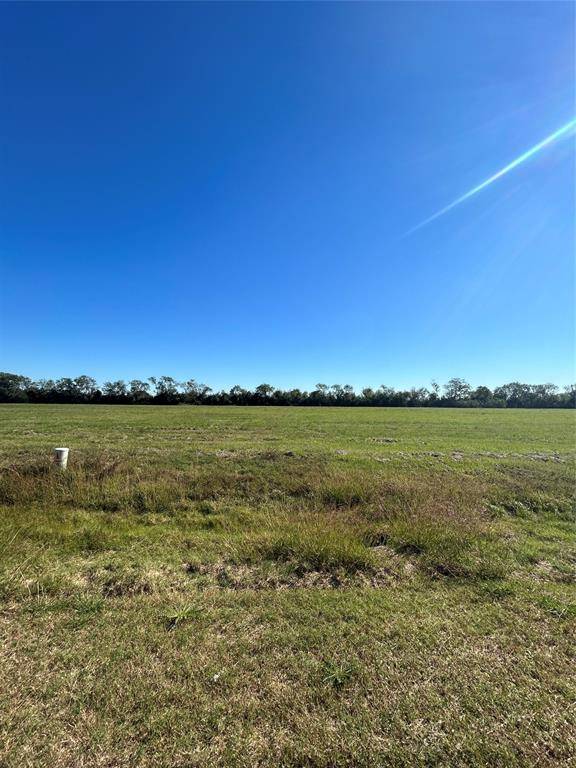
[255, 383, 274, 400]
[103, 380, 128, 400]
[444, 378, 471, 401]
[129, 380, 151, 402]
[0, 372, 30, 402]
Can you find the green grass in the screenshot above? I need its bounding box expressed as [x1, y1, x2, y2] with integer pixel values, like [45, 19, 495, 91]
[0, 404, 574, 767]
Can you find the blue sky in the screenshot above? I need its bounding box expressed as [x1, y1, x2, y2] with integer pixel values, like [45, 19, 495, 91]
[1, 1, 574, 391]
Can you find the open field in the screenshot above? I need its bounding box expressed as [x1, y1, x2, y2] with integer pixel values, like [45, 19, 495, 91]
[0, 404, 575, 767]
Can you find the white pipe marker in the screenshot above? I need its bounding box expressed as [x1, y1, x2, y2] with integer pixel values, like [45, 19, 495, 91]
[53, 447, 69, 470]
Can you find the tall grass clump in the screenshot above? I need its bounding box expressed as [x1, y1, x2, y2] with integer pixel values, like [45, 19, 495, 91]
[385, 511, 508, 579]
[0, 454, 192, 515]
[240, 524, 376, 575]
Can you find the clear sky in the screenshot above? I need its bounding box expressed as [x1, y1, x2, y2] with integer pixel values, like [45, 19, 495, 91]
[1, 1, 574, 391]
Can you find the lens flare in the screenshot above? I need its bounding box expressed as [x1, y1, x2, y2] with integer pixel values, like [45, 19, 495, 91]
[406, 117, 576, 235]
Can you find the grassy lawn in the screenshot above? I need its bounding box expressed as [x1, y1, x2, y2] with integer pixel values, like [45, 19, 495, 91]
[0, 405, 574, 767]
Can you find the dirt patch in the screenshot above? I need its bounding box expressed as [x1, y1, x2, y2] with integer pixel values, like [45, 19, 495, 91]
[181, 559, 408, 590]
[377, 450, 569, 464]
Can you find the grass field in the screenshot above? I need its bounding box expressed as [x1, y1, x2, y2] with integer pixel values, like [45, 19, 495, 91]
[0, 404, 575, 767]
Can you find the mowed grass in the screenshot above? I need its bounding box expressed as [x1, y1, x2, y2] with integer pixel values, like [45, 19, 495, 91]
[0, 405, 574, 767]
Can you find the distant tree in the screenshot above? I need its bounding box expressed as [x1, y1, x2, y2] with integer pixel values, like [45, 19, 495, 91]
[532, 384, 559, 407]
[0, 372, 30, 402]
[444, 378, 471, 402]
[26, 378, 56, 403]
[129, 379, 151, 402]
[74, 375, 97, 400]
[54, 378, 80, 402]
[330, 384, 344, 401]
[182, 379, 211, 404]
[361, 387, 376, 403]
[103, 380, 128, 402]
[378, 385, 396, 397]
[229, 385, 249, 405]
[562, 384, 576, 408]
[407, 387, 428, 406]
[494, 382, 529, 408]
[377, 386, 399, 406]
[0, 370, 572, 408]
[470, 385, 493, 407]
[255, 383, 274, 402]
[286, 388, 304, 404]
[270, 388, 285, 404]
[309, 384, 330, 405]
[341, 385, 355, 402]
[154, 376, 180, 404]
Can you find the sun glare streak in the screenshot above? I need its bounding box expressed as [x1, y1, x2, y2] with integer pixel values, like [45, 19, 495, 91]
[405, 117, 576, 236]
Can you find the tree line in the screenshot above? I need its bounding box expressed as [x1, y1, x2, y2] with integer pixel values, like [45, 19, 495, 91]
[0, 372, 574, 408]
